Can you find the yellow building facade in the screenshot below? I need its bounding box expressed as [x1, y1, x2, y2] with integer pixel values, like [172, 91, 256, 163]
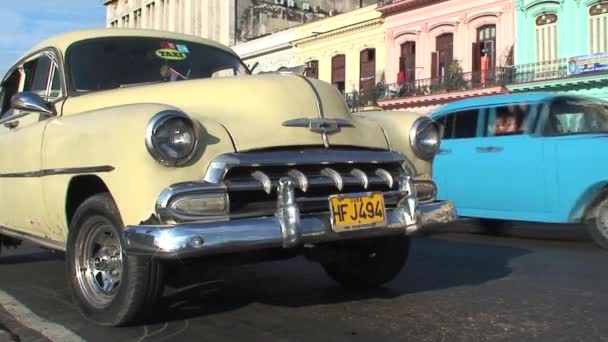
[292, 5, 385, 101]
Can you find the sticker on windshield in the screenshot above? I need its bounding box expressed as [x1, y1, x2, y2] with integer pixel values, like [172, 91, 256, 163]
[176, 44, 189, 53]
[156, 48, 188, 61]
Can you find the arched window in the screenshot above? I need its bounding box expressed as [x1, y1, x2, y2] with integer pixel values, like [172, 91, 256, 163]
[472, 25, 496, 82]
[535, 13, 558, 62]
[589, 2, 608, 53]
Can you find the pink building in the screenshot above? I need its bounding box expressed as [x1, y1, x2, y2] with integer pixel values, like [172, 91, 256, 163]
[377, 0, 516, 113]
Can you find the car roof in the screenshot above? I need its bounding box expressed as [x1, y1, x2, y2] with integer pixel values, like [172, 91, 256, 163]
[429, 92, 604, 117]
[20, 28, 237, 61]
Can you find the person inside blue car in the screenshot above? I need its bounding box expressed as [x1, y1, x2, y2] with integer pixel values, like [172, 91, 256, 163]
[495, 107, 520, 135]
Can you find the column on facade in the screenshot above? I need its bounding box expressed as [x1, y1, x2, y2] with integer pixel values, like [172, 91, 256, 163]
[417, 28, 430, 80]
[183, 0, 193, 35]
[454, 18, 466, 70]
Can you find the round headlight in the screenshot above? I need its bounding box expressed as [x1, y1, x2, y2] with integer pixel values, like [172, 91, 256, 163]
[410, 117, 441, 160]
[146, 111, 198, 166]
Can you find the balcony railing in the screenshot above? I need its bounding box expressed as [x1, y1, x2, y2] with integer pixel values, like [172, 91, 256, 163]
[372, 68, 510, 102]
[503, 58, 568, 84]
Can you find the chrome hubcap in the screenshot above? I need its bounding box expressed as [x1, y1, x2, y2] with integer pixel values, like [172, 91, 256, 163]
[75, 222, 123, 308]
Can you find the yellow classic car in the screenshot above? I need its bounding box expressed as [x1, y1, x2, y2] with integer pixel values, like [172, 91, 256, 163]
[0, 29, 454, 326]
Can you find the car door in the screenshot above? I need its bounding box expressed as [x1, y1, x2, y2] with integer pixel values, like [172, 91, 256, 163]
[0, 51, 63, 237]
[462, 103, 547, 218]
[433, 108, 485, 210]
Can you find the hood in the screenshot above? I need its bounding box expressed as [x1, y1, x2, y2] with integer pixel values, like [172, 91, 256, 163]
[62, 74, 389, 152]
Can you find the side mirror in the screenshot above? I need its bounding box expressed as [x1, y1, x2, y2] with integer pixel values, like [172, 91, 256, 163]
[11, 92, 54, 116]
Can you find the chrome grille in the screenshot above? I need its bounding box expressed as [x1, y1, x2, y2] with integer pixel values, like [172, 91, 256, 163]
[222, 162, 406, 218]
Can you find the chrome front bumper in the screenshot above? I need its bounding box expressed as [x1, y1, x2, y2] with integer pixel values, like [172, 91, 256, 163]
[123, 199, 455, 259]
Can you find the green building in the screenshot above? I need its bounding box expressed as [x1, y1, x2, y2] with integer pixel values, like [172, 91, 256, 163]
[509, 0, 608, 99]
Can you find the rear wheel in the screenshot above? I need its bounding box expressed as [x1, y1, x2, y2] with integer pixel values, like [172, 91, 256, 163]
[321, 236, 410, 289]
[66, 193, 164, 326]
[584, 196, 608, 249]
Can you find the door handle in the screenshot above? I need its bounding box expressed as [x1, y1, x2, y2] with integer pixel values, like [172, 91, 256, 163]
[476, 146, 503, 153]
[437, 148, 451, 155]
[3, 121, 18, 129]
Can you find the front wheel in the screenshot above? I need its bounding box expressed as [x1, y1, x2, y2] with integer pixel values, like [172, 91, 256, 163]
[584, 196, 608, 249]
[321, 235, 410, 289]
[66, 193, 164, 326]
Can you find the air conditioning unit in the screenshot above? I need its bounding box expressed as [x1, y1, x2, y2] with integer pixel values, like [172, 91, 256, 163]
[302, 2, 310, 11]
[287, 0, 295, 8]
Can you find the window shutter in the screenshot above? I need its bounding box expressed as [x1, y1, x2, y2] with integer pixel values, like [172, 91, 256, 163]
[472, 43, 480, 72]
[431, 52, 438, 80]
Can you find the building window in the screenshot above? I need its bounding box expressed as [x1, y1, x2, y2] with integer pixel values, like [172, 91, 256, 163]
[535, 13, 558, 62]
[359, 49, 376, 97]
[110, 20, 118, 28]
[122, 14, 130, 28]
[331, 54, 346, 94]
[473, 25, 496, 84]
[589, 2, 608, 53]
[305, 60, 318, 79]
[399, 41, 415, 84]
[134, 9, 142, 28]
[432, 33, 453, 81]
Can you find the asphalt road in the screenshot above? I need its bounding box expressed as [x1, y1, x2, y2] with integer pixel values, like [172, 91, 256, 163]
[0, 221, 607, 342]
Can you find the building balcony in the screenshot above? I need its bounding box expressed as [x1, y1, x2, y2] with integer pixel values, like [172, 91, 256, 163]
[373, 68, 509, 110]
[504, 57, 608, 92]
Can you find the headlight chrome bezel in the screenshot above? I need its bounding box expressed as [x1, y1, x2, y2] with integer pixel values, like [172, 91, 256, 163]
[145, 110, 200, 167]
[409, 116, 442, 161]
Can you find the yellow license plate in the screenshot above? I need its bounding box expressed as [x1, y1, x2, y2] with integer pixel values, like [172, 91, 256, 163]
[329, 192, 387, 232]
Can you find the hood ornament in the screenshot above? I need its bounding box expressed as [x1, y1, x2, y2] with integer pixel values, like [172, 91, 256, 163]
[282, 118, 354, 135]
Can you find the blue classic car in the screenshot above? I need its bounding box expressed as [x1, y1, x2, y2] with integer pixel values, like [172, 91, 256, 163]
[430, 92, 608, 248]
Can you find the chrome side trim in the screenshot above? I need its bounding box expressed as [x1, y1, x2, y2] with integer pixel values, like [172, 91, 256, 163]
[296, 75, 325, 118]
[0, 226, 65, 251]
[203, 149, 405, 183]
[0, 166, 115, 178]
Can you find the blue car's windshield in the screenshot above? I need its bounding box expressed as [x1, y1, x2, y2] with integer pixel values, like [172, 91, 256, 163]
[546, 98, 608, 135]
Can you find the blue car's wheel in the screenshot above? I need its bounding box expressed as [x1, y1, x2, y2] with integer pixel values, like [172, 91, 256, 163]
[585, 197, 608, 249]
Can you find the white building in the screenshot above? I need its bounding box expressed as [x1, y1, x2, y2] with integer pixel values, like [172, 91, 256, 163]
[231, 30, 298, 74]
[103, 0, 237, 46]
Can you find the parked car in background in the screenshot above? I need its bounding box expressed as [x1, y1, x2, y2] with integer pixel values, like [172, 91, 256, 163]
[0, 29, 454, 326]
[430, 92, 608, 248]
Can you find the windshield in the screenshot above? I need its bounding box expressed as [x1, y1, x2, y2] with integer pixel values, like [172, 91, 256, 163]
[67, 37, 249, 93]
[546, 98, 608, 135]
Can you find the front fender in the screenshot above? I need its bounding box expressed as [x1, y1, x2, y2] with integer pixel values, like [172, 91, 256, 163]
[42, 103, 235, 240]
[355, 110, 433, 178]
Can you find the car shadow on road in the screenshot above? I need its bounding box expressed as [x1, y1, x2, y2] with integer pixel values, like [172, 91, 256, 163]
[146, 236, 531, 324]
